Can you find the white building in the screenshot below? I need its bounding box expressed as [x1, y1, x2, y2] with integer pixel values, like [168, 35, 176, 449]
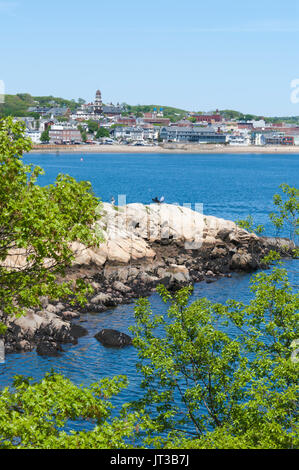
[228, 135, 251, 146]
[113, 126, 158, 142]
[252, 119, 266, 129]
[255, 134, 266, 146]
[25, 130, 41, 144]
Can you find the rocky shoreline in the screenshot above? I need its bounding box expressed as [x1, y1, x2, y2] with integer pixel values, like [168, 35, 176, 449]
[2, 203, 296, 356]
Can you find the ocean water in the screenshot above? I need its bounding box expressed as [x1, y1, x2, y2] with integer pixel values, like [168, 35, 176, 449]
[25, 151, 299, 235]
[0, 152, 298, 434]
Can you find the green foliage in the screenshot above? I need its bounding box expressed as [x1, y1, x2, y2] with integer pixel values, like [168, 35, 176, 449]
[78, 124, 87, 142]
[0, 372, 138, 449]
[236, 215, 265, 235]
[125, 104, 188, 122]
[110, 123, 125, 129]
[219, 110, 299, 124]
[0, 143, 297, 450]
[33, 95, 78, 111]
[0, 94, 80, 117]
[0, 117, 101, 325]
[1, 94, 299, 124]
[236, 184, 298, 243]
[87, 120, 99, 134]
[269, 184, 299, 241]
[130, 269, 299, 448]
[0, 262, 297, 449]
[0, 94, 36, 117]
[40, 129, 50, 143]
[220, 110, 245, 120]
[56, 116, 69, 123]
[96, 127, 110, 139]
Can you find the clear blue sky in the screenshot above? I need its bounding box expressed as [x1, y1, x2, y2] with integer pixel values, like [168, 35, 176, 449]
[1, 0, 299, 115]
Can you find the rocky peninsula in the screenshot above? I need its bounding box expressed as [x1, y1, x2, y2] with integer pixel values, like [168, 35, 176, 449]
[3, 203, 296, 355]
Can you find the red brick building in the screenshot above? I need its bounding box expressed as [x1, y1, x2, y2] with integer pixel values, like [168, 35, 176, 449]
[116, 117, 137, 126]
[49, 127, 82, 144]
[142, 117, 171, 126]
[193, 113, 222, 123]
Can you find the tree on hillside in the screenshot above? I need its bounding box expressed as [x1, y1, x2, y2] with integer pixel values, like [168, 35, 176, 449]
[87, 120, 99, 134]
[78, 124, 87, 142]
[0, 117, 102, 331]
[96, 127, 110, 139]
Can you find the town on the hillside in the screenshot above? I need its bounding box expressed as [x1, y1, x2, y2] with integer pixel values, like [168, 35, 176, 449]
[7, 90, 299, 147]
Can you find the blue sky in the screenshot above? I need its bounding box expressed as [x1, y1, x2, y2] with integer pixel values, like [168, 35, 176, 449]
[1, 0, 299, 115]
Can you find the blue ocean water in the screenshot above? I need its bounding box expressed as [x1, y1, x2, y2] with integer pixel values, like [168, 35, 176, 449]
[0, 152, 298, 433]
[24, 151, 299, 234]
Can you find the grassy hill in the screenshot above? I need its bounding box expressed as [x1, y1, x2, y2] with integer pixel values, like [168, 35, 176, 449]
[0, 93, 37, 117]
[220, 109, 299, 124]
[0, 93, 80, 117]
[124, 104, 189, 122]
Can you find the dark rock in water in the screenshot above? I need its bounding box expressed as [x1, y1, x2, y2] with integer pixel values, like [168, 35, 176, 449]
[36, 340, 63, 357]
[70, 324, 88, 338]
[94, 329, 132, 348]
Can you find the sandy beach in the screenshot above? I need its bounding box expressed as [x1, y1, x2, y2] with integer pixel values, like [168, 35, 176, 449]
[29, 143, 299, 154]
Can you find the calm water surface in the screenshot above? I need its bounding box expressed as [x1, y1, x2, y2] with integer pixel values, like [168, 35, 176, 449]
[0, 152, 298, 430]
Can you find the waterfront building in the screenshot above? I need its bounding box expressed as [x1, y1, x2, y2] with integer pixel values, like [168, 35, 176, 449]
[112, 126, 158, 142]
[25, 130, 41, 144]
[159, 126, 227, 144]
[228, 135, 251, 146]
[48, 125, 82, 144]
[113, 126, 144, 141]
[281, 136, 295, 145]
[261, 133, 294, 145]
[254, 133, 266, 146]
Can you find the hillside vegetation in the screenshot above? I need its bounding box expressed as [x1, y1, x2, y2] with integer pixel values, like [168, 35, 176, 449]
[1, 94, 299, 124]
[0, 93, 80, 117]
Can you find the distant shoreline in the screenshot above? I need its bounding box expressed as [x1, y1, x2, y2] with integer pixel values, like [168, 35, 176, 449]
[29, 144, 299, 155]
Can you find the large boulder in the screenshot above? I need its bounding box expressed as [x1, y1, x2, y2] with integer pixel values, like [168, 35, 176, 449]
[94, 329, 132, 348]
[70, 323, 88, 338]
[230, 252, 256, 271]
